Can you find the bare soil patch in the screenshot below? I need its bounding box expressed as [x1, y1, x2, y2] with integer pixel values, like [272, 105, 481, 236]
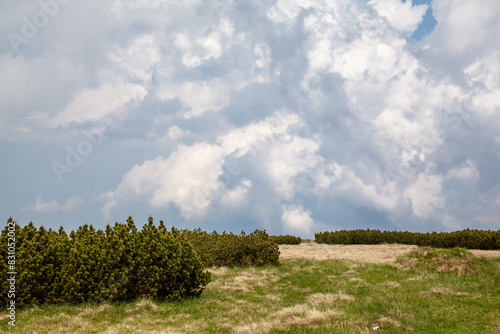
[279, 242, 500, 264]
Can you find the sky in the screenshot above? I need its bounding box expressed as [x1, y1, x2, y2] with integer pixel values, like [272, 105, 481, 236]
[1, 0, 500, 238]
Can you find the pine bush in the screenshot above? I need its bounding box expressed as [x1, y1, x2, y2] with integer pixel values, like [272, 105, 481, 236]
[315, 228, 500, 250]
[182, 228, 280, 267]
[270, 235, 302, 245]
[0, 217, 211, 308]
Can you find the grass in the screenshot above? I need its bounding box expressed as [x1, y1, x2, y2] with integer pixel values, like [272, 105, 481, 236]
[1, 246, 499, 333]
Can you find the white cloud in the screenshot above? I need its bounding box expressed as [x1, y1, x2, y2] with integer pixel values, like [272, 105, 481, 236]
[314, 163, 399, 213]
[3, 0, 500, 235]
[50, 82, 147, 127]
[108, 34, 161, 85]
[99, 111, 313, 219]
[221, 179, 252, 207]
[281, 204, 316, 236]
[267, 0, 323, 24]
[167, 126, 187, 140]
[368, 0, 428, 32]
[23, 195, 84, 213]
[464, 51, 500, 116]
[219, 112, 302, 157]
[403, 174, 444, 219]
[174, 18, 235, 67]
[157, 79, 232, 118]
[429, 0, 500, 54]
[264, 136, 322, 200]
[254, 42, 271, 69]
[101, 142, 224, 220]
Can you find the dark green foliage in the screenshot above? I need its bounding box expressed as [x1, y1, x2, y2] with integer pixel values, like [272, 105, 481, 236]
[0, 216, 210, 308]
[315, 228, 500, 250]
[270, 235, 302, 245]
[182, 228, 280, 267]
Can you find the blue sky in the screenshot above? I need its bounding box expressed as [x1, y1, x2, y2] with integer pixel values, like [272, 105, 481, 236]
[1, 0, 500, 237]
[407, 0, 438, 41]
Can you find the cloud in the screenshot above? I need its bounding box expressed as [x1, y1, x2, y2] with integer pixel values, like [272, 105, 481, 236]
[369, 0, 428, 32]
[403, 174, 444, 219]
[166, 126, 188, 141]
[174, 18, 235, 67]
[108, 34, 162, 85]
[221, 179, 252, 207]
[23, 195, 85, 213]
[2, 0, 500, 235]
[157, 79, 232, 118]
[99, 111, 313, 219]
[263, 135, 322, 200]
[314, 163, 399, 213]
[49, 82, 147, 127]
[420, 0, 500, 80]
[281, 204, 316, 236]
[445, 159, 479, 180]
[429, 0, 500, 54]
[100, 142, 224, 220]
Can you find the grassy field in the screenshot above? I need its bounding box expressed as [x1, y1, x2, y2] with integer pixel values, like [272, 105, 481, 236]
[1, 244, 499, 333]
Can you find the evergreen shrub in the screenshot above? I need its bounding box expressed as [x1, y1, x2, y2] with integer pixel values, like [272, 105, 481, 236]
[182, 229, 280, 267]
[315, 228, 500, 250]
[270, 235, 302, 245]
[0, 216, 210, 307]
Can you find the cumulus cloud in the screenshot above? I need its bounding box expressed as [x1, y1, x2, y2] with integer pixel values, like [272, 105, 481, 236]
[2, 0, 500, 234]
[369, 0, 428, 32]
[221, 179, 252, 207]
[99, 110, 318, 220]
[100, 142, 224, 220]
[403, 174, 444, 219]
[314, 163, 399, 213]
[281, 204, 316, 236]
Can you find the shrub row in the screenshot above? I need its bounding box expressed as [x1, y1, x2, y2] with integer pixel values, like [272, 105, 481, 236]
[0, 217, 210, 307]
[182, 229, 280, 267]
[315, 228, 500, 250]
[270, 235, 302, 245]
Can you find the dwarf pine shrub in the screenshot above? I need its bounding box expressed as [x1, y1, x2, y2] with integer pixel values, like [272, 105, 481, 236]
[270, 235, 302, 245]
[315, 228, 500, 250]
[182, 228, 280, 267]
[0, 216, 211, 308]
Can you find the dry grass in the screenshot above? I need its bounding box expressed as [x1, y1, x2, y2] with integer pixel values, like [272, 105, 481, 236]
[279, 242, 418, 264]
[234, 303, 341, 334]
[279, 242, 500, 264]
[492, 312, 500, 334]
[214, 268, 280, 293]
[307, 292, 355, 305]
[396, 247, 484, 275]
[469, 249, 500, 258]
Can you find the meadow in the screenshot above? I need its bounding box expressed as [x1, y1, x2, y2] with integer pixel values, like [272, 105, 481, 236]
[1, 242, 499, 333]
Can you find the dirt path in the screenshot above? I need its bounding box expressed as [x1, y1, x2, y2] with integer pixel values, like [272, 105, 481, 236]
[279, 242, 500, 264]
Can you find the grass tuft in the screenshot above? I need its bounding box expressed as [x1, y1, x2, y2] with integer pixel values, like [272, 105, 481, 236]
[396, 246, 486, 275]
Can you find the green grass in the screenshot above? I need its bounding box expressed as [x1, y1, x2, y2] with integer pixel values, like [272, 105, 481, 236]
[1, 247, 499, 333]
